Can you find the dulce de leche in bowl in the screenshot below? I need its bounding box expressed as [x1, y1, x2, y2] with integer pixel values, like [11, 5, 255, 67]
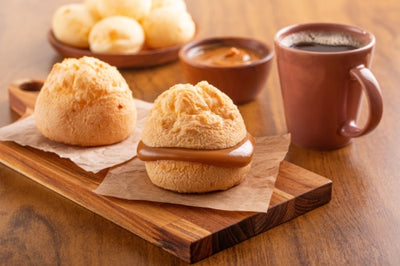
[179, 37, 274, 104]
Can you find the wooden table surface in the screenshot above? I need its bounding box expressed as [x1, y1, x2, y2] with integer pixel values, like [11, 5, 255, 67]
[1, 0, 399, 265]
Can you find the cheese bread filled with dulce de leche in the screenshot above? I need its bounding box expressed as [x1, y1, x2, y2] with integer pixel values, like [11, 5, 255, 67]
[137, 81, 254, 193]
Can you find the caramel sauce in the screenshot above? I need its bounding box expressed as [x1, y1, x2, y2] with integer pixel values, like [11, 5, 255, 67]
[190, 45, 262, 66]
[137, 134, 255, 168]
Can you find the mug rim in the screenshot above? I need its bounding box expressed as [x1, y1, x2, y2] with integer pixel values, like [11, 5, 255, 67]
[274, 22, 375, 55]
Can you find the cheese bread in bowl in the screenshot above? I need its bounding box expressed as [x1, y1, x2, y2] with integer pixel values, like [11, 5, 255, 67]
[137, 81, 254, 193]
[96, 0, 152, 21]
[34, 56, 137, 146]
[142, 6, 195, 49]
[52, 3, 97, 48]
[89, 16, 145, 54]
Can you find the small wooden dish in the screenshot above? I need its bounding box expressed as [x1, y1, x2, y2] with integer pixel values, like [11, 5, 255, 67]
[48, 30, 189, 68]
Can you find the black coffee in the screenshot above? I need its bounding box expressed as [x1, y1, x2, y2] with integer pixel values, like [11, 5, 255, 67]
[291, 42, 358, 52]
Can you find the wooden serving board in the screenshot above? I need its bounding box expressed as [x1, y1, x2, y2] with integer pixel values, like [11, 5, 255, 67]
[1, 80, 332, 263]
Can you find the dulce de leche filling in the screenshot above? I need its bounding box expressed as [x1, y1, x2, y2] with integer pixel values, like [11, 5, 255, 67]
[190, 45, 262, 67]
[137, 133, 255, 168]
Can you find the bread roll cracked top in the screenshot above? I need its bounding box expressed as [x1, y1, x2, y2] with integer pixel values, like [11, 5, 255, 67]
[34, 56, 137, 146]
[142, 81, 247, 149]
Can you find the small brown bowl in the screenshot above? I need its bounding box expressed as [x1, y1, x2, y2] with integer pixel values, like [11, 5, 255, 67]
[179, 36, 274, 104]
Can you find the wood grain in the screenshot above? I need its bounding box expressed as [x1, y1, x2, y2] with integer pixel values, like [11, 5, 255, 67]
[1, 0, 400, 265]
[0, 140, 331, 263]
[8, 79, 41, 116]
[4, 80, 331, 262]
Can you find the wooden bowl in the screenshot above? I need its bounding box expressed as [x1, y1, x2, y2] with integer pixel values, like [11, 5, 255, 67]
[48, 30, 187, 68]
[179, 37, 274, 104]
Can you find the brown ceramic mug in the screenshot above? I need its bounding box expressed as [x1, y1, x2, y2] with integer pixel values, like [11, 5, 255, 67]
[274, 23, 383, 149]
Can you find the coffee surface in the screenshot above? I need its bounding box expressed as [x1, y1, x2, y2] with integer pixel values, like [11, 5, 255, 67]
[291, 42, 358, 52]
[280, 31, 362, 52]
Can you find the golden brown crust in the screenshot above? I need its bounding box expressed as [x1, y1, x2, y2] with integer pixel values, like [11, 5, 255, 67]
[142, 81, 247, 149]
[145, 161, 251, 193]
[34, 56, 137, 146]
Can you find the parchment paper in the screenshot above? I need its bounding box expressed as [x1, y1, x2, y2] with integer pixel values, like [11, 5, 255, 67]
[0, 97, 290, 212]
[94, 134, 290, 213]
[0, 99, 153, 173]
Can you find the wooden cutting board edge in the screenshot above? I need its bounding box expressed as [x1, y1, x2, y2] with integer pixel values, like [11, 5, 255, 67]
[190, 181, 332, 262]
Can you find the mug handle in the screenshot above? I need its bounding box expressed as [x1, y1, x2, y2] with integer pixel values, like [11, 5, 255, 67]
[340, 65, 383, 138]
